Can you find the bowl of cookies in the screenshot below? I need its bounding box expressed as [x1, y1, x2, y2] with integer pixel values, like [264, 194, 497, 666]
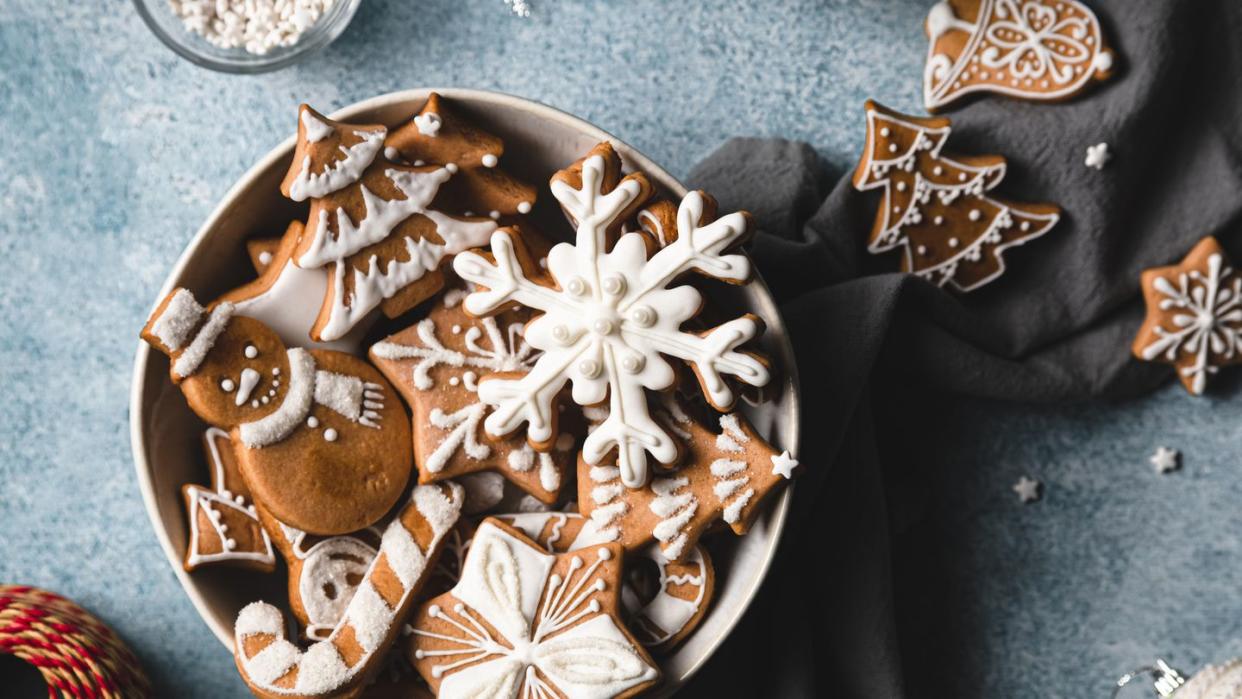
[130, 88, 801, 697]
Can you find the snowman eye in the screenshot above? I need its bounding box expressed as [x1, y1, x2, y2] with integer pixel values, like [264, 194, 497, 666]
[220, 379, 235, 392]
[244, 345, 259, 359]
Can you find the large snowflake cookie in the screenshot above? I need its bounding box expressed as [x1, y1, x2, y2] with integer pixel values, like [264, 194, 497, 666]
[142, 287, 411, 535]
[922, 0, 1115, 112]
[452, 143, 771, 488]
[370, 286, 577, 505]
[852, 101, 1061, 292]
[407, 518, 661, 698]
[580, 400, 797, 563]
[1132, 236, 1242, 395]
[234, 483, 462, 699]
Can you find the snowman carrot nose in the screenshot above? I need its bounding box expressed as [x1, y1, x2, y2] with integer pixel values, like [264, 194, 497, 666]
[235, 368, 261, 406]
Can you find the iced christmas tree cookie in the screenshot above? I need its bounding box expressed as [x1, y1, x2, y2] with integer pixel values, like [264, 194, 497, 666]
[452, 142, 771, 489]
[370, 284, 577, 505]
[407, 518, 660, 698]
[141, 287, 411, 535]
[852, 101, 1061, 292]
[922, 0, 1115, 112]
[1132, 236, 1242, 395]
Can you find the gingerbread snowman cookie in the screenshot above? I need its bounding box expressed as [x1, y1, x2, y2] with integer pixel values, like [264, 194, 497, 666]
[142, 287, 411, 535]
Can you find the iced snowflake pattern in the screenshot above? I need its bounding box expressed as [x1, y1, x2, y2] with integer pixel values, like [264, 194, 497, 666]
[453, 149, 769, 487]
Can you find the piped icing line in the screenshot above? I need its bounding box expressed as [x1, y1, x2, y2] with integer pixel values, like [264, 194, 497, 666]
[173, 302, 235, 378]
[288, 128, 386, 202]
[234, 483, 462, 698]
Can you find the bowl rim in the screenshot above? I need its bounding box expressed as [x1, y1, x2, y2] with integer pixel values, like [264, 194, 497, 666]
[130, 0, 363, 74]
[128, 87, 801, 691]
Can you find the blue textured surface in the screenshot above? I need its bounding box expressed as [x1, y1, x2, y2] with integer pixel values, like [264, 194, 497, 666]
[0, 0, 1238, 696]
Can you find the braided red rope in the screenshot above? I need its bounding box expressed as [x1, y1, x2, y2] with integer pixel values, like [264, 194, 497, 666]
[0, 585, 150, 698]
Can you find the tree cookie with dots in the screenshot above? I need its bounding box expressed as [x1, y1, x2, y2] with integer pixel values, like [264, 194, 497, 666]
[852, 101, 1061, 292]
[181, 427, 275, 572]
[141, 287, 411, 535]
[406, 517, 661, 699]
[369, 285, 577, 505]
[234, 483, 463, 699]
[452, 142, 771, 490]
[922, 0, 1115, 112]
[1132, 236, 1242, 395]
[579, 399, 798, 564]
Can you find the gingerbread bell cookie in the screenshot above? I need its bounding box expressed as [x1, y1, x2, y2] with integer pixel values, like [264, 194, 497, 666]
[142, 288, 411, 535]
[1133, 236, 1242, 395]
[452, 142, 771, 489]
[234, 483, 462, 699]
[922, 0, 1115, 112]
[852, 100, 1061, 292]
[370, 286, 577, 505]
[181, 427, 275, 572]
[407, 518, 661, 698]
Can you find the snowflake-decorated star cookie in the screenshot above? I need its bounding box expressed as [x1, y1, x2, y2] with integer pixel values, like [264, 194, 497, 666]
[370, 286, 576, 505]
[580, 401, 798, 563]
[1132, 236, 1242, 395]
[853, 101, 1061, 292]
[922, 0, 1115, 112]
[452, 142, 771, 489]
[408, 518, 660, 698]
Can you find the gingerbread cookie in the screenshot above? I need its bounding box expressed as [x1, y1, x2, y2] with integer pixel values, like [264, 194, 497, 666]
[452, 142, 770, 489]
[141, 288, 411, 535]
[234, 483, 462, 699]
[1132, 236, 1242, 395]
[385, 92, 537, 220]
[407, 518, 660, 698]
[370, 286, 576, 505]
[181, 427, 275, 572]
[922, 0, 1115, 112]
[852, 101, 1061, 292]
[579, 401, 798, 563]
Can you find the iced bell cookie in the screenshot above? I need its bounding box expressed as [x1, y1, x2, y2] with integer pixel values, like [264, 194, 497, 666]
[385, 92, 538, 221]
[234, 483, 462, 699]
[922, 0, 1115, 112]
[579, 401, 798, 563]
[282, 105, 502, 343]
[1132, 236, 1242, 395]
[181, 427, 275, 572]
[452, 142, 770, 489]
[141, 288, 412, 535]
[852, 101, 1060, 292]
[369, 284, 576, 505]
[407, 518, 660, 698]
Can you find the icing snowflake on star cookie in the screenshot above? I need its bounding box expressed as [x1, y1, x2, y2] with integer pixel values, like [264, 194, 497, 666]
[1132, 236, 1242, 395]
[370, 287, 576, 504]
[408, 518, 660, 698]
[853, 101, 1061, 292]
[922, 0, 1115, 112]
[452, 142, 771, 488]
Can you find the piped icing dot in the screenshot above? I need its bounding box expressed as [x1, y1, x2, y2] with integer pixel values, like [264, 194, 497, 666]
[384, 146, 399, 161]
[258, 251, 273, 265]
[517, 201, 532, 214]
[445, 163, 459, 174]
[323, 428, 338, 442]
[221, 379, 236, 391]
[245, 344, 259, 359]
[482, 153, 499, 168]
[307, 416, 319, 428]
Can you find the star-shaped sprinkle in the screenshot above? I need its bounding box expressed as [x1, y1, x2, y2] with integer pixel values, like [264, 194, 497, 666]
[1085, 143, 1111, 170]
[1012, 476, 1041, 504]
[770, 451, 799, 479]
[1150, 446, 1180, 474]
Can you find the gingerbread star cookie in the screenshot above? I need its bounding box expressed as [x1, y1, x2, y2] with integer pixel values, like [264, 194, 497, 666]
[852, 100, 1061, 292]
[369, 286, 577, 505]
[142, 287, 412, 535]
[1132, 236, 1242, 395]
[181, 427, 275, 572]
[579, 401, 798, 563]
[407, 518, 660, 698]
[922, 0, 1115, 112]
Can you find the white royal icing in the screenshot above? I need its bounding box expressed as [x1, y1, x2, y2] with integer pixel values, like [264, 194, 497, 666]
[288, 126, 387, 202]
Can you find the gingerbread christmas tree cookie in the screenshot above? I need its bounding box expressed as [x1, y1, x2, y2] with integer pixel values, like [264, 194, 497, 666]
[369, 285, 577, 505]
[922, 0, 1115, 112]
[1132, 236, 1242, 395]
[852, 101, 1061, 292]
[407, 518, 660, 698]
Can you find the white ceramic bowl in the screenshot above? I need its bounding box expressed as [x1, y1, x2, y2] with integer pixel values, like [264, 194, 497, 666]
[129, 88, 801, 694]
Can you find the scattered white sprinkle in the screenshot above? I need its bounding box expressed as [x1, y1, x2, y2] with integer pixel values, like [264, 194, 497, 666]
[1012, 476, 1041, 503]
[167, 0, 335, 56]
